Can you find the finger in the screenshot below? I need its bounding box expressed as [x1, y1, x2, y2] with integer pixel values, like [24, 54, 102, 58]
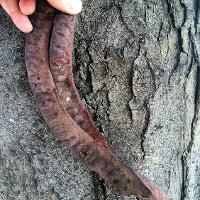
[47, 0, 82, 15]
[19, 0, 36, 16]
[11, 11, 33, 33]
[0, 0, 33, 32]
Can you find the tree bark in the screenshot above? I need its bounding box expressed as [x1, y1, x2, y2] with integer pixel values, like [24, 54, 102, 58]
[0, 0, 200, 199]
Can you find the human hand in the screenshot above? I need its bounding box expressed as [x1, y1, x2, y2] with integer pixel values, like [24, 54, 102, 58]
[0, 0, 82, 33]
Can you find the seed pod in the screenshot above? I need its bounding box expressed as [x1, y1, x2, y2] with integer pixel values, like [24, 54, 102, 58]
[50, 13, 108, 146]
[25, 1, 168, 199]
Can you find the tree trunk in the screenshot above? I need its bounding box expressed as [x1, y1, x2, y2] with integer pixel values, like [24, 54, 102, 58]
[0, 0, 200, 199]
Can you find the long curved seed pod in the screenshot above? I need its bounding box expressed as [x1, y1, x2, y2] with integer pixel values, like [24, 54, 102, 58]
[25, 1, 168, 199]
[50, 13, 107, 146]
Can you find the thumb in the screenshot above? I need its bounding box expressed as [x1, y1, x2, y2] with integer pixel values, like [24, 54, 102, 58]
[47, 0, 82, 15]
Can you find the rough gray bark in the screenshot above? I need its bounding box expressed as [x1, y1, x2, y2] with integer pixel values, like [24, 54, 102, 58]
[0, 0, 200, 199]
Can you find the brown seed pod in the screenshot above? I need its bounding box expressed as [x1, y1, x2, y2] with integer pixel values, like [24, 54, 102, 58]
[25, 1, 168, 199]
[50, 13, 108, 146]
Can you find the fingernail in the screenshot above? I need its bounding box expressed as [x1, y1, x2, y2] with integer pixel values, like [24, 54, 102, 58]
[64, 0, 82, 15]
[25, 22, 33, 33]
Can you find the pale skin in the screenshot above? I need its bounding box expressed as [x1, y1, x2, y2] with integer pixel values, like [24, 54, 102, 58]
[0, 0, 82, 33]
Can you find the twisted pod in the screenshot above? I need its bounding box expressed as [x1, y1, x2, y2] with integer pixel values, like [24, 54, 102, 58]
[25, 1, 168, 199]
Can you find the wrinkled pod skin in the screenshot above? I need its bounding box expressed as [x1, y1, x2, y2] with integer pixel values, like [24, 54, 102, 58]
[25, 1, 168, 200]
